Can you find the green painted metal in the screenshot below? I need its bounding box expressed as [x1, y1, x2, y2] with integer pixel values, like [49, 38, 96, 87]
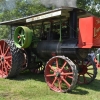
[14, 26, 32, 48]
[96, 54, 100, 63]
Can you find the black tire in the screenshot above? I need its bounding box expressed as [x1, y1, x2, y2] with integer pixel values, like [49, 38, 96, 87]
[6, 39, 24, 78]
[86, 55, 97, 84]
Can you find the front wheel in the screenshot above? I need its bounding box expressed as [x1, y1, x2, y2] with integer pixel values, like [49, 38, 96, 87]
[44, 56, 78, 93]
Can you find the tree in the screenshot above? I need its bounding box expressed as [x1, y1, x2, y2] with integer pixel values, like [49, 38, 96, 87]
[14, 0, 49, 18]
[77, 0, 100, 16]
[0, 0, 49, 39]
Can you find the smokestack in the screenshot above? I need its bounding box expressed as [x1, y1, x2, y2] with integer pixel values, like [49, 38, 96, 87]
[40, 0, 77, 8]
[69, 9, 77, 38]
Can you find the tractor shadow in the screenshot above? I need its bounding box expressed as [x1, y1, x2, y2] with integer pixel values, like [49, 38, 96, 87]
[10, 70, 100, 95]
[68, 77, 100, 95]
[14, 71, 45, 82]
[71, 78, 100, 94]
[69, 88, 89, 95]
[77, 79, 100, 92]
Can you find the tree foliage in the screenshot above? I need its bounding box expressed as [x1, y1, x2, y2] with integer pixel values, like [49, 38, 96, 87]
[0, 0, 49, 39]
[77, 0, 100, 16]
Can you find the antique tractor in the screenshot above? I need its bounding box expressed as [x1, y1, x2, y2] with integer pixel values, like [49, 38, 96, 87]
[0, 7, 99, 93]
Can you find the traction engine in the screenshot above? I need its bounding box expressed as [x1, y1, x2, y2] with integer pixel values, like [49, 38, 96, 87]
[0, 7, 100, 93]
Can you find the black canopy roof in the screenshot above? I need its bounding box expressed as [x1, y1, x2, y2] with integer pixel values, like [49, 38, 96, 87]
[0, 7, 92, 26]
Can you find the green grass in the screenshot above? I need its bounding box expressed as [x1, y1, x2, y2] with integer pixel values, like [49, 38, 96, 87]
[0, 70, 100, 100]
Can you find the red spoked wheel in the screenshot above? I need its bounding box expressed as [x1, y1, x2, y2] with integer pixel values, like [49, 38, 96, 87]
[74, 56, 97, 84]
[0, 40, 24, 78]
[0, 40, 12, 78]
[44, 56, 78, 93]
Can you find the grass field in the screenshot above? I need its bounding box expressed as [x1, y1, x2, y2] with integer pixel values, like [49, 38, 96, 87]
[0, 69, 100, 100]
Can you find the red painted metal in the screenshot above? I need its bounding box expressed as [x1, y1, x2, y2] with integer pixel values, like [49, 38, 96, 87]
[74, 59, 96, 84]
[94, 58, 100, 69]
[0, 40, 12, 78]
[78, 16, 100, 48]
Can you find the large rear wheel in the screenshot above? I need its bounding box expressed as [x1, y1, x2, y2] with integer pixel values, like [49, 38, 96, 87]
[0, 40, 24, 78]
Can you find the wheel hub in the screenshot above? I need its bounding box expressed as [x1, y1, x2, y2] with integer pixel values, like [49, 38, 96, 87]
[78, 65, 88, 74]
[56, 72, 61, 77]
[0, 56, 4, 62]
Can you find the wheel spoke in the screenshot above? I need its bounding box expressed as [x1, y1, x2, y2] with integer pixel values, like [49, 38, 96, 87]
[49, 65, 55, 72]
[0, 45, 3, 54]
[3, 62, 7, 75]
[18, 38, 21, 43]
[51, 77, 57, 87]
[86, 72, 93, 78]
[61, 72, 73, 76]
[85, 61, 90, 66]
[82, 60, 84, 66]
[21, 38, 24, 46]
[61, 61, 67, 71]
[67, 75, 73, 79]
[61, 77, 71, 88]
[86, 62, 91, 67]
[56, 58, 58, 68]
[4, 47, 10, 56]
[21, 30, 24, 35]
[46, 74, 55, 77]
[58, 78, 62, 91]
[83, 74, 86, 83]
[23, 38, 25, 40]
[5, 56, 12, 60]
[87, 68, 93, 70]
[3, 41, 5, 54]
[21, 39, 23, 46]
[87, 64, 92, 67]
[5, 61, 11, 69]
[0, 62, 1, 66]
